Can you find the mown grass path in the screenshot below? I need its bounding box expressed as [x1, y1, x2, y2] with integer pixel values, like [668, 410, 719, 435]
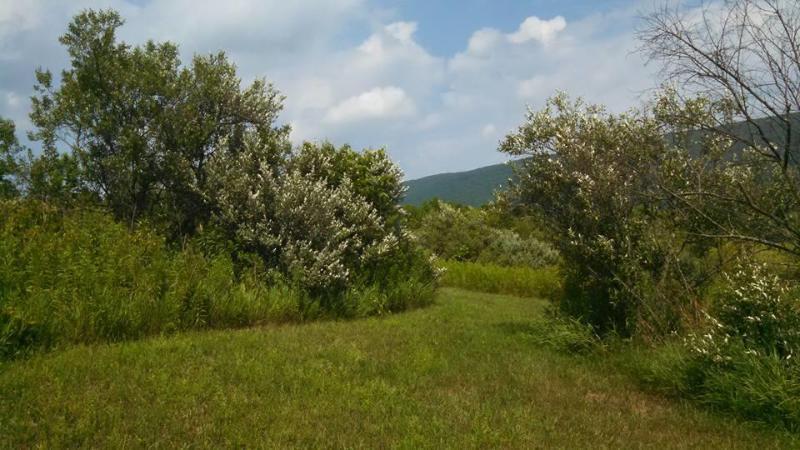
[1, 288, 796, 448]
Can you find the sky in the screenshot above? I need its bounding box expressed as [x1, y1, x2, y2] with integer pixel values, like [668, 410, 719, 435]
[0, 0, 662, 179]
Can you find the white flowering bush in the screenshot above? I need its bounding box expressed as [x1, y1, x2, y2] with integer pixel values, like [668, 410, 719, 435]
[664, 262, 800, 429]
[255, 170, 398, 291]
[500, 93, 695, 335]
[206, 138, 438, 310]
[688, 262, 800, 363]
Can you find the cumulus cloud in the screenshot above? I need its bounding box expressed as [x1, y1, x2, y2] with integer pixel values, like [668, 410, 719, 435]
[385, 21, 417, 43]
[324, 86, 416, 123]
[507, 16, 567, 44]
[466, 28, 503, 55]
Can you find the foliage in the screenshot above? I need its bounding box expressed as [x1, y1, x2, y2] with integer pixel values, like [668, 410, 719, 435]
[291, 141, 406, 223]
[488, 0, 800, 429]
[651, 90, 800, 258]
[413, 202, 493, 261]
[4, 288, 793, 448]
[632, 337, 800, 430]
[0, 117, 23, 199]
[409, 199, 558, 268]
[440, 260, 561, 300]
[501, 0, 800, 337]
[0, 200, 436, 359]
[17, 147, 88, 206]
[208, 140, 429, 295]
[501, 93, 712, 336]
[477, 228, 560, 268]
[28, 9, 290, 237]
[640, 0, 800, 258]
[623, 259, 800, 430]
[8, 8, 437, 321]
[693, 262, 800, 362]
[0, 201, 276, 358]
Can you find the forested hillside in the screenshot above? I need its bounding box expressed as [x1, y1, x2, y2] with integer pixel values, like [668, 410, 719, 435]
[403, 162, 514, 206]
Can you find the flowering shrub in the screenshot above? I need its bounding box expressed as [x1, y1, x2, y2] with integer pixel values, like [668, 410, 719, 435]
[688, 262, 800, 363]
[646, 262, 800, 430]
[500, 93, 689, 335]
[208, 139, 437, 299]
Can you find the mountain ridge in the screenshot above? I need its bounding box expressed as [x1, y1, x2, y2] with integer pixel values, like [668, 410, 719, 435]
[402, 162, 515, 206]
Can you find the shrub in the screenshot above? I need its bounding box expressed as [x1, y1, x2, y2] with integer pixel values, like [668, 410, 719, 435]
[209, 139, 435, 300]
[631, 262, 800, 430]
[477, 229, 559, 268]
[704, 263, 800, 361]
[0, 117, 22, 199]
[409, 201, 560, 270]
[414, 203, 492, 261]
[0, 200, 439, 359]
[631, 338, 800, 430]
[499, 94, 728, 337]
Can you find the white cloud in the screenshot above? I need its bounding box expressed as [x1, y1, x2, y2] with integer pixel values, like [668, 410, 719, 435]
[416, 113, 443, 131]
[5, 91, 21, 108]
[385, 21, 417, 43]
[325, 86, 416, 124]
[518, 75, 548, 98]
[292, 78, 335, 110]
[481, 123, 497, 138]
[467, 28, 502, 55]
[507, 16, 566, 45]
[0, 1, 42, 35]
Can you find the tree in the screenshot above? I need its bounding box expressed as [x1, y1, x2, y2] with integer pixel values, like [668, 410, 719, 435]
[640, 0, 800, 257]
[500, 93, 723, 335]
[30, 9, 290, 237]
[0, 117, 22, 199]
[502, 94, 663, 333]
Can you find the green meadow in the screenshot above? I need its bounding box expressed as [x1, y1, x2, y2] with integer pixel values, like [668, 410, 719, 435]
[2, 288, 795, 448]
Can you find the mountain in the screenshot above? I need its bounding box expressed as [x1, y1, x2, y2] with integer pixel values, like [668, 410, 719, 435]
[403, 162, 514, 207]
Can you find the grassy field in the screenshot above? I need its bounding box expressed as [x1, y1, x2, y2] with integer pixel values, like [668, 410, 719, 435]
[440, 260, 561, 299]
[1, 288, 797, 448]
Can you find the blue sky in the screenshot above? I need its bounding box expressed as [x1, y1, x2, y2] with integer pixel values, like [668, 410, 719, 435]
[375, 0, 639, 55]
[0, 0, 660, 178]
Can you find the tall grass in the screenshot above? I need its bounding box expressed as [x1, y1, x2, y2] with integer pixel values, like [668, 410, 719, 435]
[627, 341, 800, 431]
[440, 260, 561, 299]
[0, 202, 292, 358]
[0, 201, 435, 359]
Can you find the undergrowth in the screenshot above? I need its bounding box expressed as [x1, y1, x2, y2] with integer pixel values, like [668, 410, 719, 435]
[440, 260, 561, 299]
[0, 201, 436, 359]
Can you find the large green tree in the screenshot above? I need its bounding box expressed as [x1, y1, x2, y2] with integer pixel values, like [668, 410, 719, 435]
[30, 9, 290, 237]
